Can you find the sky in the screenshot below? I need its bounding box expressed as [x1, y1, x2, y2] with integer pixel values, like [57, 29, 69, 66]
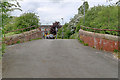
[10, 0, 118, 25]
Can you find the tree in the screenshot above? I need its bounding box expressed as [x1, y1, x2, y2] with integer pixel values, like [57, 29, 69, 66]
[50, 22, 61, 35]
[0, 1, 22, 13]
[4, 12, 40, 32]
[0, 1, 22, 35]
[0, 1, 22, 54]
[78, 1, 89, 15]
[116, 0, 120, 5]
[57, 23, 72, 39]
[0, 1, 22, 25]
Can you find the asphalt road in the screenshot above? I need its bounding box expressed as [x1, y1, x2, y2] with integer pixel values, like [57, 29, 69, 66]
[2, 39, 118, 78]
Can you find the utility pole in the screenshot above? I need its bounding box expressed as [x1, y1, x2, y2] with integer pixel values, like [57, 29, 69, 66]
[83, 2, 85, 25]
[61, 18, 64, 39]
[56, 27, 57, 39]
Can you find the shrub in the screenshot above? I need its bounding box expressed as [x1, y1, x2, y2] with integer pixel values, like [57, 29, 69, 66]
[77, 5, 119, 35]
[5, 12, 40, 33]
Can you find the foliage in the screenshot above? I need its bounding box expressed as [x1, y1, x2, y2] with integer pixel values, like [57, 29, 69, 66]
[116, 0, 120, 5]
[114, 49, 120, 53]
[113, 49, 120, 59]
[78, 1, 89, 15]
[63, 29, 72, 39]
[78, 37, 84, 44]
[57, 1, 89, 39]
[70, 32, 79, 39]
[50, 22, 61, 35]
[57, 23, 72, 39]
[57, 27, 62, 38]
[5, 32, 16, 37]
[76, 5, 119, 35]
[0, 1, 22, 56]
[29, 38, 42, 41]
[4, 12, 40, 33]
[16, 40, 20, 44]
[0, 1, 22, 27]
[84, 43, 89, 46]
[75, 22, 81, 32]
[2, 42, 6, 53]
[58, 3, 119, 39]
[0, 1, 22, 13]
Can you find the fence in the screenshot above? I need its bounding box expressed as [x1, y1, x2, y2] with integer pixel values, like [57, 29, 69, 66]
[4, 25, 37, 34]
[80, 25, 120, 36]
[2, 25, 42, 45]
[79, 26, 120, 52]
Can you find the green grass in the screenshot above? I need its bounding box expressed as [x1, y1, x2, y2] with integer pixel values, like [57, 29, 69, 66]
[114, 49, 120, 53]
[84, 43, 89, 46]
[78, 37, 89, 46]
[92, 46, 95, 48]
[16, 40, 20, 44]
[78, 38, 84, 44]
[5, 32, 16, 37]
[70, 32, 79, 39]
[5, 31, 22, 37]
[29, 38, 42, 41]
[1, 43, 6, 55]
[113, 49, 120, 59]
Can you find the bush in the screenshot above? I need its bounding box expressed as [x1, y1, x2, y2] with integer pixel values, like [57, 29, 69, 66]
[64, 29, 72, 39]
[2, 43, 6, 54]
[59, 5, 119, 39]
[70, 32, 79, 39]
[77, 5, 119, 35]
[57, 23, 70, 39]
[4, 12, 40, 33]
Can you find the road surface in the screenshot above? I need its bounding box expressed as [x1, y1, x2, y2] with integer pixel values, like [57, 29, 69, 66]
[2, 39, 118, 78]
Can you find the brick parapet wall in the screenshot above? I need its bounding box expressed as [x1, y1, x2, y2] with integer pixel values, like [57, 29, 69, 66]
[79, 29, 120, 52]
[4, 29, 42, 45]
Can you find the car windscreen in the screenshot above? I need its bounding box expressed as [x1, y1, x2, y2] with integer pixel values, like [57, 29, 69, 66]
[50, 34, 53, 37]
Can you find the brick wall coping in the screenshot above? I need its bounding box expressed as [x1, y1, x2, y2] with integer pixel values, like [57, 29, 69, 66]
[5, 29, 40, 39]
[79, 29, 120, 41]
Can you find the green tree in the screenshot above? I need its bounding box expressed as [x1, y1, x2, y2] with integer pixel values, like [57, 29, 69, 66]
[5, 12, 40, 32]
[78, 1, 89, 15]
[60, 3, 119, 40]
[0, 1, 22, 36]
[77, 5, 119, 35]
[0, 1, 22, 55]
[116, 0, 120, 5]
[57, 23, 72, 39]
[0, 1, 22, 26]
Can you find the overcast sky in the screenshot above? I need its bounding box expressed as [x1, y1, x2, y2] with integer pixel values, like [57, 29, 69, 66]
[11, 0, 118, 25]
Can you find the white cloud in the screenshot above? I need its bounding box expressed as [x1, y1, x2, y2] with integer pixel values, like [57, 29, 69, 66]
[11, 0, 119, 25]
[37, 7, 53, 12]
